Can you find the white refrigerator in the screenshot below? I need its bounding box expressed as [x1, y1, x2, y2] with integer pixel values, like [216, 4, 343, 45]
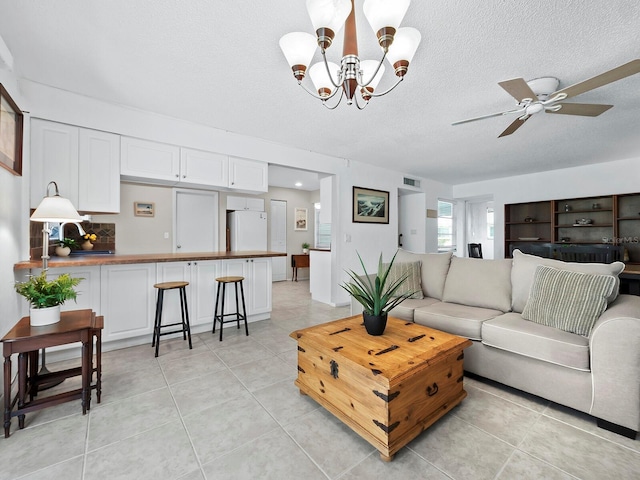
[228, 210, 268, 251]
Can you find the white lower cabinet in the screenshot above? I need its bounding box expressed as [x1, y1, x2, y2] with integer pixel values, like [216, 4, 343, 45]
[156, 260, 220, 330]
[100, 263, 157, 343]
[19, 266, 101, 317]
[220, 257, 272, 316]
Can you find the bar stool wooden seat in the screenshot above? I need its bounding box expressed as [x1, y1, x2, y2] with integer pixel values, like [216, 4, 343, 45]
[212, 276, 248, 341]
[152, 281, 192, 357]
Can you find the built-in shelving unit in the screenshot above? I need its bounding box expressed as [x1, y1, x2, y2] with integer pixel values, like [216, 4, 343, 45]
[505, 193, 640, 263]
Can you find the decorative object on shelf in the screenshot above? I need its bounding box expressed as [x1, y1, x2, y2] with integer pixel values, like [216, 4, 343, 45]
[341, 251, 417, 336]
[575, 218, 593, 225]
[0, 83, 24, 176]
[352, 186, 389, 224]
[134, 201, 155, 217]
[592, 203, 600, 209]
[524, 216, 535, 223]
[55, 238, 78, 257]
[82, 232, 97, 250]
[302, 242, 310, 254]
[294, 207, 308, 231]
[14, 271, 83, 326]
[279, 0, 421, 110]
[564, 204, 571, 212]
[561, 237, 571, 243]
[518, 237, 540, 241]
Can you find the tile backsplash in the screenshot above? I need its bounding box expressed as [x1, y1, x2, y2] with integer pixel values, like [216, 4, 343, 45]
[30, 221, 116, 259]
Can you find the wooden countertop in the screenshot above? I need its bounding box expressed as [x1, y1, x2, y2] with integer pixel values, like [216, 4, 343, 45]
[15, 251, 287, 270]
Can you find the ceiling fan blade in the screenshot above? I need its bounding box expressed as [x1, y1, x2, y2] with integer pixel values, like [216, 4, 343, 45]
[552, 59, 640, 99]
[498, 116, 530, 137]
[545, 103, 613, 116]
[452, 108, 523, 126]
[498, 78, 538, 102]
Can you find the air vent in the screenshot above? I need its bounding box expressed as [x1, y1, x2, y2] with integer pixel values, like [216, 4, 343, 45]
[403, 177, 420, 188]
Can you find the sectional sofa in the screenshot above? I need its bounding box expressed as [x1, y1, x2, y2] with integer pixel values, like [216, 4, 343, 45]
[351, 249, 640, 438]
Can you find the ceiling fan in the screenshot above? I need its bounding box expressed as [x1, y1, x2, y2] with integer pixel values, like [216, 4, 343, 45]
[452, 59, 640, 137]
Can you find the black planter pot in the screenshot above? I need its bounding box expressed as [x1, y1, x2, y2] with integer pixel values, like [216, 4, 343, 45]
[362, 312, 388, 336]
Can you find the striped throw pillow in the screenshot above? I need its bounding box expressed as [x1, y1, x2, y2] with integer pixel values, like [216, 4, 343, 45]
[382, 261, 424, 299]
[522, 265, 616, 336]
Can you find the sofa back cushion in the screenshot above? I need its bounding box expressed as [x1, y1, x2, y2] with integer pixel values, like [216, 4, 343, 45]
[395, 249, 453, 300]
[511, 249, 624, 313]
[381, 261, 424, 299]
[522, 265, 616, 336]
[442, 256, 513, 312]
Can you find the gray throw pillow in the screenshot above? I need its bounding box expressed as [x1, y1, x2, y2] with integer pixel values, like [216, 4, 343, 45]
[522, 265, 616, 336]
[382, 261, 424, 299]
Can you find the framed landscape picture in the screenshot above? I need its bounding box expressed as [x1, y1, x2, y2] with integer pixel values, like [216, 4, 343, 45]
[352, 186, 389, 224]
[0, 84, 24, 176]
[134, 201, 155, 217]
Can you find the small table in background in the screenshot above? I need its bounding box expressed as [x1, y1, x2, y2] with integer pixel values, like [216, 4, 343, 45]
[291, 254, 310, 281]
[2, 309, 103, 438]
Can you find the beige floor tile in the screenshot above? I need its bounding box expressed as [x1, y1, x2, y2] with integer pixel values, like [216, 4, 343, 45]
[16, 455, 84, 480]
[252, 378, 320, 425]
[496, 450, 575, 480]
[229, 354, 296, 392]
[170, 368, 247, 416]
[341, 449, 450, 479]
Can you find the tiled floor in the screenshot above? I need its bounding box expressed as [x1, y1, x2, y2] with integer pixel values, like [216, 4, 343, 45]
[1, 280, 639, 479]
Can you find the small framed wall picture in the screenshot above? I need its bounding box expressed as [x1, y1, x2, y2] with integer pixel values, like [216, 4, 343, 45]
[352, 186, 389, 224]
[134, 201, 155, 217]
[294, 207, 308, 231]
[0, 84, 24, 176]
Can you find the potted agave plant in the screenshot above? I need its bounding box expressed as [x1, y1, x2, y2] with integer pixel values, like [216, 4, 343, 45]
[15, 271, 83, 326]
[341, 251, 417, 336]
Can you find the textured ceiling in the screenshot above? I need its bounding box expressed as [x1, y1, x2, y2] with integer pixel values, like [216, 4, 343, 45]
[1, 0, 639, 185]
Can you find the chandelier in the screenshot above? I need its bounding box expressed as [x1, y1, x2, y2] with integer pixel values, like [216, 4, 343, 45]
[279, 0, 421, 110]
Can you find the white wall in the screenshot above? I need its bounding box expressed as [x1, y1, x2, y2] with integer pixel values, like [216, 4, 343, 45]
[0, 67, 29, 392]
[453, 157, 640, 258]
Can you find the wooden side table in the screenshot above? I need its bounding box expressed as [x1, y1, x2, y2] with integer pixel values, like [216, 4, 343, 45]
[2, 309, 103, 438]
[291, 254, 310, 282]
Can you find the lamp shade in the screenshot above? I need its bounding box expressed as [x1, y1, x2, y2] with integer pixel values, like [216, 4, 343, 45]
[360, 59, 386, 91]
[363, 0, 411, 33]
[306, 0, 352, 33]
[279, 32, 318, 69]
[31, 195, 82, 223]
[309, 61, 340, 96]
[386, 27, 421, 66]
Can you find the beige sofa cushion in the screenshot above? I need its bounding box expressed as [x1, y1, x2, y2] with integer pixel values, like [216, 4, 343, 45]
[414, 302, 503, 340]
[522, 265, 616, 336]
[389, 297, 440, 322]
[442, 257, 513, 312]
[482, 313, 590, 371]
[511, 249, 624, 313]
[395, 249, 453, 300]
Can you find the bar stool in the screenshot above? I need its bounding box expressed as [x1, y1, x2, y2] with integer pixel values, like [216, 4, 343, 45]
[212, 276, 248, 341]
[152, 281, 192, 357]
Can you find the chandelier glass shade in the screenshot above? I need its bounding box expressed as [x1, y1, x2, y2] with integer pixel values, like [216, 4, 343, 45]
[279, 0, 421, 109]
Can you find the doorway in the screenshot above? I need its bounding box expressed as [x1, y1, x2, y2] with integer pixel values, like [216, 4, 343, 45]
[270, 199, 287, 281]
[464, 197, 494, 259]
[398, 191, 426, 252]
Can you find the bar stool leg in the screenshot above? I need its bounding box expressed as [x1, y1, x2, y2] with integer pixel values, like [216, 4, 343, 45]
[180, 286, 193, 349]
[212, 282, 221, 334]
[234, 283, 241, 330]
[240, 280, 249, 336]
[219, 282, 226, 342]
[179, 287, 187, 341]
[154, 289, 164, 358]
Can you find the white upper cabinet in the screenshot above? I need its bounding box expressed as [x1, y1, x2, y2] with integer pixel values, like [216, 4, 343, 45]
[30, 119, 79, 208]
[228, 156, 268, 193]
[30, 119, 120, 213]
[120, 136, 180, 184]
[78, 129, 120, 213]
[226, 195, 265, 211]
[179, 148, 228, 188]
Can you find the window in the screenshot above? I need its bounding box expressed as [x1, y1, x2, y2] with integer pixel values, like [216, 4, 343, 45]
[314, 203, 331, 249]
[437, 200, 456, 252]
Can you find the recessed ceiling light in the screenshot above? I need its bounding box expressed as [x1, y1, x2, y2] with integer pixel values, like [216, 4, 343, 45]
[295, 182, 303, 187]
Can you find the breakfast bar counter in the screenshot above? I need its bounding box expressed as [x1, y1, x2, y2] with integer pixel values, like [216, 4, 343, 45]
[15, 251, 286, 270]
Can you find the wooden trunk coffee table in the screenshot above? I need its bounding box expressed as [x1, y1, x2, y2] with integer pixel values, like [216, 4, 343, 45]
[290, 315, 472, 461]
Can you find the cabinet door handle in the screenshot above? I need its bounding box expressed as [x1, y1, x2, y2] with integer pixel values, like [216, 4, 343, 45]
[183, 175, 186, 178]
[175, 174, 179, 178]
[177, 245, 181, 249]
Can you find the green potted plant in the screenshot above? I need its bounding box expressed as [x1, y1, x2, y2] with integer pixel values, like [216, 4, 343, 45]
[302, 242, 310, 254]
[340, 251, 417, 336]
[15, 271, 83, 326]
[55, 238, 78, 257]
